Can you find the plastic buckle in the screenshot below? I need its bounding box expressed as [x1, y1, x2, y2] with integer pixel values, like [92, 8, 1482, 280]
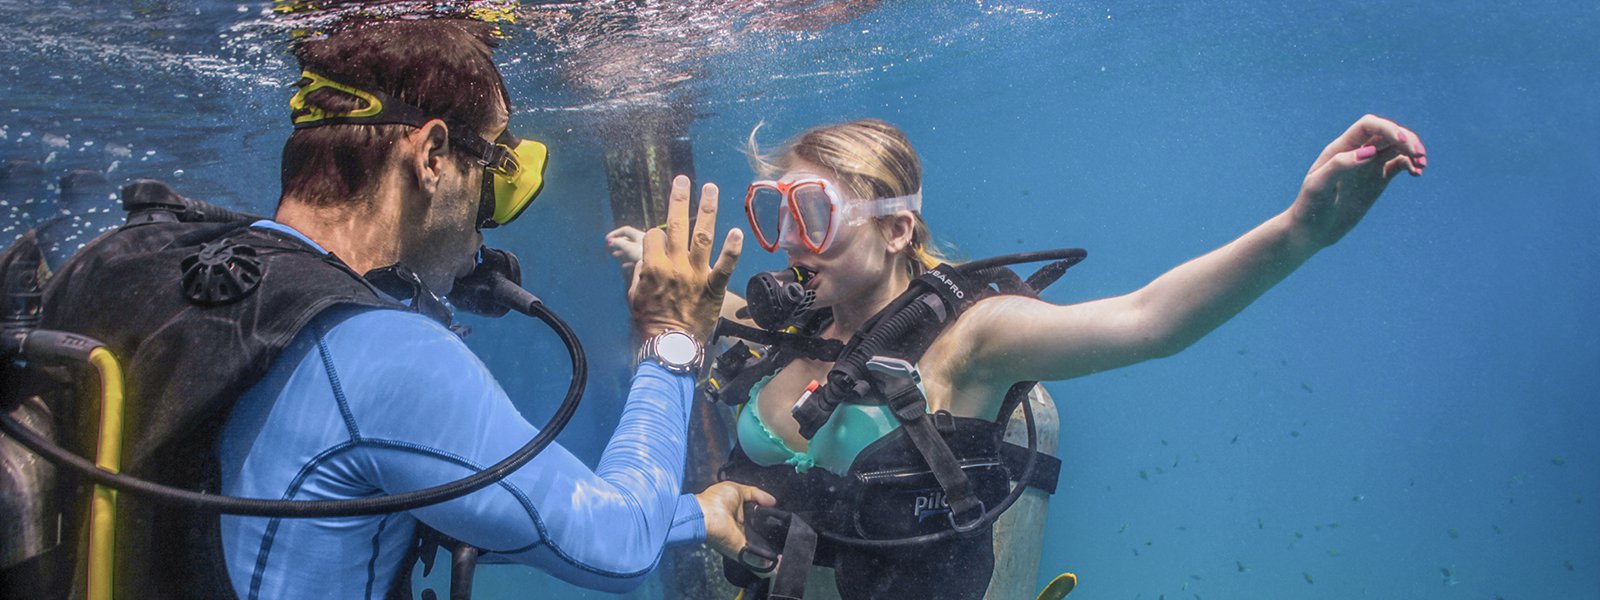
[737, 545, 779, 575]
[865, 355, 921, 384]
[947, 498, 987, 534]
[932, 410, 956, 435]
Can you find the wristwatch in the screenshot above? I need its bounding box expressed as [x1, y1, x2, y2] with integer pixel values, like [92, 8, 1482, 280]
[637, 329, 704, 375]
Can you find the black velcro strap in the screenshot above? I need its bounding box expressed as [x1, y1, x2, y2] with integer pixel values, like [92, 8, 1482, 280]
[1000, 442, 1062, 495]
[712, 318, 843, 361]
[768, 514, 817, 600]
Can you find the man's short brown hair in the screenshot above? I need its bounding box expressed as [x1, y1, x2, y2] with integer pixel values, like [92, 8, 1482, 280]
[281, 19, 510, 206]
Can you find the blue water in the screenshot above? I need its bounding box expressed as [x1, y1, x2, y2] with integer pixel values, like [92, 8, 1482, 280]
[3, 1, 1596, 598]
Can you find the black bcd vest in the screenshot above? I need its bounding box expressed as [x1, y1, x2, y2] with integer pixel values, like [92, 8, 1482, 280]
[17, 218, 409, 599]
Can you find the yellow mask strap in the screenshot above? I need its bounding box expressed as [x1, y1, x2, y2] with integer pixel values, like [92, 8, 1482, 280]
[289, 70, 430, 128]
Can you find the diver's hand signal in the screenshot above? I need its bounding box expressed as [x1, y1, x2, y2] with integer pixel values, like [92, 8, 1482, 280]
[1291, 114, 1427, 248]
[629, 175, 743, 341]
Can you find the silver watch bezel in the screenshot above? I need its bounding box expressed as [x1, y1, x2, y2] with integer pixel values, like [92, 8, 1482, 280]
[639, 329, 703, 374]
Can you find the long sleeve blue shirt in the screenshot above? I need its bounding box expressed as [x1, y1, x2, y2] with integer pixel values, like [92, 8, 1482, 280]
[216, 223, 705, 599]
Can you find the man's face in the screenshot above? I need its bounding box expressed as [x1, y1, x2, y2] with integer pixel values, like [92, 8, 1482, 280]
[403, 105, 509, 296]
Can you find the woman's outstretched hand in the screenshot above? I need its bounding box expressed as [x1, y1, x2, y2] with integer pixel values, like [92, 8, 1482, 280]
[1291, 114, 1428, 248]
[606, 225, 646, 271]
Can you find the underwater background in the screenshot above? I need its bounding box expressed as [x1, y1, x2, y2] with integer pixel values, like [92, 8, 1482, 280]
[2, 1, 1596, 598]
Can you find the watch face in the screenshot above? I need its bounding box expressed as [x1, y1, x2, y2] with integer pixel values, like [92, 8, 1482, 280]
[657, 331, 698, 365]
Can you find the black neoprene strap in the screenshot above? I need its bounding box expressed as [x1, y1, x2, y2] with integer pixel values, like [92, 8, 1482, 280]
[767, 514, 817, 600]
[1000, 442, 1062, 495]
[881, 376, 986, 533]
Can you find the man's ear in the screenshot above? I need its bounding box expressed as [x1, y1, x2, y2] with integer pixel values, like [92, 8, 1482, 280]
[412, 119, 452, 197]
[879, 212, 916, 254]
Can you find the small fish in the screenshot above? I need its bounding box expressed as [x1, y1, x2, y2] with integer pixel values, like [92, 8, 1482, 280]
[1303, 572, 1314, 584]
[1145, 540, 1153, 546]
[1118, 523, 1129, 534]
[1565, 559, 1575, 571]
[1230, 435, 1239, 444]
[1440, 566, 1454, 579]
[1314, 525, 1322, 531]
[1132, 548, 1139, 557]
[1448, 528, 1459, 540]
[1257, 517, 1264, 529]
[1177, 526, 1188, 532]
[1290, 431, 1300, 438]
[1300, 383, 1313, 393]
[1189, 575, 1202, 581]
[1236, 560, 1249, 572]
[1352, 495, 1364, 502]
[1172, 456, 1180, 468]
[1155, 467, 1166, 475]
[1236, 348, 1247, 355]
[1328, 522, 1341, 529]
[1294, 531, 1304, 539]
[1139, 470, 1149, 480]
[1492, 524, 1503, 534]
[1161, 439, 1169, 446]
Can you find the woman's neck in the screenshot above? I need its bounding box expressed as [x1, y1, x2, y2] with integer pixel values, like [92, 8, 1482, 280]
[825, 266, 912, 340]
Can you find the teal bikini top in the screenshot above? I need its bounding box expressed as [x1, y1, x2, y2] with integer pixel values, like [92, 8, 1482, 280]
[736, 374, 922, 476]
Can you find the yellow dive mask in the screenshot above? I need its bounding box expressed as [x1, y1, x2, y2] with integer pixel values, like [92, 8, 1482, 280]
[289, 70, 548, 229]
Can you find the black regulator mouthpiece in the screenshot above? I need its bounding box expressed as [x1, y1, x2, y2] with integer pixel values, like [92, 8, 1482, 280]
[450, 246, 541, 317]
[742, 265, 816, 330]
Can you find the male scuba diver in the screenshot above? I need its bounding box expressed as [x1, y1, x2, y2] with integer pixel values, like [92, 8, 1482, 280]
[0, 18, 770, 600]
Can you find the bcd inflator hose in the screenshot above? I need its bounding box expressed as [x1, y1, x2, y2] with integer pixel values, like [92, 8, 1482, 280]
[0, 282, 586, 517]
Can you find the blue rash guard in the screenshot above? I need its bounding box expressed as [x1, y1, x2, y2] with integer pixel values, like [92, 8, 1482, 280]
[216, 222, 706, 599]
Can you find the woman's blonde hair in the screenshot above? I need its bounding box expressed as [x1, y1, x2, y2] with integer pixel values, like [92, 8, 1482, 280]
[746, 118, 950, 276]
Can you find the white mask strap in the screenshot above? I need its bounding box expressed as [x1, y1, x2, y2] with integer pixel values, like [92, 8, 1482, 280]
[845, 189, 923, 220]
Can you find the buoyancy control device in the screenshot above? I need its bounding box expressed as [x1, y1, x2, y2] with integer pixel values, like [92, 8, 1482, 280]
[705, 249, 1086, 600]
[0, 179, 586, 600]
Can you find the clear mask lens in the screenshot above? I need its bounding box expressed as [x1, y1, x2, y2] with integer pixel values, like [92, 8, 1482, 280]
[790, 183, 834, 248]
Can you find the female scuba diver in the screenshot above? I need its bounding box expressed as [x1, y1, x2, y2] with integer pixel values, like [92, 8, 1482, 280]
[606, 116, 1427, 600]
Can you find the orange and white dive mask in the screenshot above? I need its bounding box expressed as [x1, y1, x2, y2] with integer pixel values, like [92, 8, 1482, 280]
[743, 177, 922, 254]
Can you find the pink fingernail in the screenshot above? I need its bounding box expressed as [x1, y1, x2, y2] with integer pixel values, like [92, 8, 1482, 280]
[1417, 156, 1428, 167]
[1355, 146, 1377, 162]
[1398, 131, 1408, 143]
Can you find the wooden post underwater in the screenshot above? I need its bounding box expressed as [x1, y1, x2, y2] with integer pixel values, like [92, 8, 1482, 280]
[600, 107, 741, 600]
